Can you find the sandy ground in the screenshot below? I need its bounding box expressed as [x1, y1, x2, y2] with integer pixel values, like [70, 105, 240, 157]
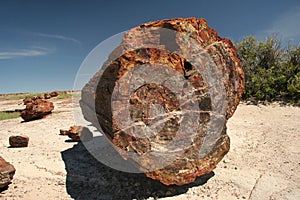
[0, 97, 299, 200]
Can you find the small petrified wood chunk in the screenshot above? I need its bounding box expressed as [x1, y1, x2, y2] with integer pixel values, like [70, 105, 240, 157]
[80, 18, 245, 185]
[60, 125, 93, 142]
[50, 91, 59, 97]
[9, 135, 29, 147]
[68, 125, 93, 142]
[44, 93, 51, 99]
[0, 156, 16, 189]
[23, 97, 33, 105]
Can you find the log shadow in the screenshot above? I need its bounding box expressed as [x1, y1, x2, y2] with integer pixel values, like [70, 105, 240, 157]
[0, 185, 9, 193]
[61, 136, 214, 200]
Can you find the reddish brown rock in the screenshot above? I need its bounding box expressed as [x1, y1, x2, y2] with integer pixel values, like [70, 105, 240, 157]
[0, 156, 16, 189]
[59, 129, 69, 135]
[31, 96, 43, 101]
[44, 93, 51, 99]
[60, 126, 93, 142]
[23, 97, 32, 105]
[68, 126, 91, 142]
[21, 99, 54, 121]
[23, 95, 44, 105]
[9, 135, 29, 147]
[50, 91, 59, 97]
[80, 18, 245, 185]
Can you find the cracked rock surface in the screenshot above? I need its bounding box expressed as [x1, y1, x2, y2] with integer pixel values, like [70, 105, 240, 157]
[80, 18, 245, 185]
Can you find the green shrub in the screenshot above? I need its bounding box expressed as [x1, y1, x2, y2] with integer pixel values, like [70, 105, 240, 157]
[236, 36, 300, 105]
[57, 92, 73, 99]
[0, 111, 20, 121]
[1, 92, 44, 100]
[0, 91, 74, 101]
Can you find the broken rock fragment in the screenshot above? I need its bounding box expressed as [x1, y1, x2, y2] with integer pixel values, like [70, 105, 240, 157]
[23, 97, 33, 105]
[21, 98, 54, 121]
[60, 125, 93, 142]
[0, 156, 16, 189]
[59, 129, 69, 135]
[9, 135, 29, 147]
[44, 93, 51, 99]
[50, 91, 59, 97]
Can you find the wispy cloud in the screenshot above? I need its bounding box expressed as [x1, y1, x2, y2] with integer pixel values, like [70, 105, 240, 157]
[256, 6, 300, 44]
[0, 47, 52, 60]
[33, 32, 81, 44]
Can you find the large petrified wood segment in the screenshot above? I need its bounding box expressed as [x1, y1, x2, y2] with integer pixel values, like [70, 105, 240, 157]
[21, 98, 54, 122]
[80, 18, 245, 185]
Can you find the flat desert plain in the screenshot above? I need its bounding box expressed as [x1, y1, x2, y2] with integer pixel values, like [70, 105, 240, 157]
[0, 95, 299, 200]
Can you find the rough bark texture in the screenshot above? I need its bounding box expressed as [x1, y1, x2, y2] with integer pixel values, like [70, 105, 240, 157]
[0, 156, 15, 189]
[21, 99, 54, 122]
[80, 18, 245, 185]
[9, 135, 29, 147]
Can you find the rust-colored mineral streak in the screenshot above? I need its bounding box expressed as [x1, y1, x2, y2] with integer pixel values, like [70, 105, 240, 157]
[80, 18, 245, 185]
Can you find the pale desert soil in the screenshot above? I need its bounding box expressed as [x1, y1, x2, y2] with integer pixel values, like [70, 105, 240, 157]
[0, 97, 299, 200]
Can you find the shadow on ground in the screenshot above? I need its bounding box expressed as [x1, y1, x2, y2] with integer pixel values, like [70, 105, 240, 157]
[0, 186, 9, 193]
[61, 136, 214, 200]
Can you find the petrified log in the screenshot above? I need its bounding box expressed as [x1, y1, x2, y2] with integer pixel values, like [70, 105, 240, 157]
[21, 98, 54, 121]
[0, 156, 16, 189]
[9, 135, 29, 147]
[80, 18, 245, 185]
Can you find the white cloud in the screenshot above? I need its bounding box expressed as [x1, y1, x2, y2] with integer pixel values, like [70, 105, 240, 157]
[257, 6, 300, 44]
[33, 32, 81, 44]
[0, 47, 52, 59]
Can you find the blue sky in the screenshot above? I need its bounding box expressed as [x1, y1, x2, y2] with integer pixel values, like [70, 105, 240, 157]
[1, 0, 300, 94]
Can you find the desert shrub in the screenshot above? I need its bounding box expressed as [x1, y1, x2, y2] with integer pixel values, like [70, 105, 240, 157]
[57, 91, 73, 99]
[0, 111, 20, 120]
[1, 92, 44, 100]
[236, 36, 300, 105]
[0, 91, 74, 100]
